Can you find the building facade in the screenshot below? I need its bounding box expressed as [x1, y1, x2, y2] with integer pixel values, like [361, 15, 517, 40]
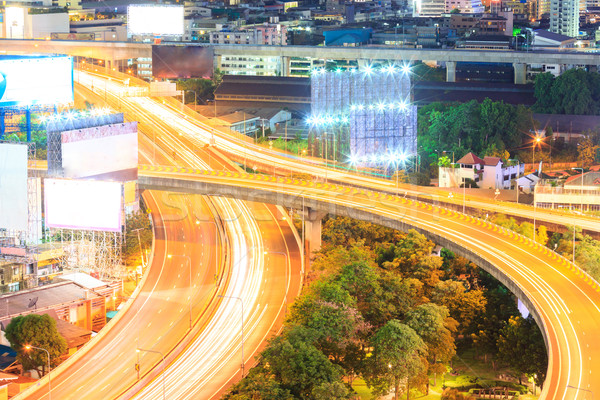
[550, 0, 579, 37]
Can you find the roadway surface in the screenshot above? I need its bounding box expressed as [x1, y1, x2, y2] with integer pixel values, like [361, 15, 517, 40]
[16, 80, 302, 399]
[140, 167, 600, 400]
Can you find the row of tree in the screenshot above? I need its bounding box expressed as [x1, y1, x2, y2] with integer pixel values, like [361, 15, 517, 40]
[533, 69, 600, 115]
[224, 216, 548, 399]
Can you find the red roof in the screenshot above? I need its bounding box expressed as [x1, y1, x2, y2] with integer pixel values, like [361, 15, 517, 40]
[483, 156, 502, 166]
[457, 152, 485, 165]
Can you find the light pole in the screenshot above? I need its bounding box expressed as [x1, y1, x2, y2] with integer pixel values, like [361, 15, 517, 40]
[24, 345, 51, 400]
[572, 167, 584, 264]
[167, 254, 193, 329]
[182, 90, 198, 108]
[264, 250, 289, 315]
[532, 136, 542, 170]
[217, 294, 245, 377]
[136, 348, 166, 400]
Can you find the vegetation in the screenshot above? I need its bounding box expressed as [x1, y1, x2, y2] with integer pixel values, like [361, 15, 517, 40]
[123, 210, 153, 267]
[5, 314, 67, 377]
[549, 227, 600, 281]
[176, 68, 223, 104]
[533, 69, 600, 115]
[418, 99, 531, 171]
[223, 216, 546, 400]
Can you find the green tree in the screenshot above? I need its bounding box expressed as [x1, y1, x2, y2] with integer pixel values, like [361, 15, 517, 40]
[5, 314, 67, 377]
[497, 316, 547, 386]
[431, 280, 487, 335]
[405, 303, 457, 390]
[260, 326, 347, 399]
[577, 136, 599, 168]
[222, 369, 294, 400]
[365, 320, 427, 400]
[532, 72, 555, 113]
[123, 210, 153, 266]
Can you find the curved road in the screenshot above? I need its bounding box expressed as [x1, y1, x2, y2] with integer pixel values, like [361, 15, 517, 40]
[139, 167, 600, 400]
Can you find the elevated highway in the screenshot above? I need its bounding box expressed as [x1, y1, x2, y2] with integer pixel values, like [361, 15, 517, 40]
[138, 166, 600, 400]
[2, 39, 600, 83]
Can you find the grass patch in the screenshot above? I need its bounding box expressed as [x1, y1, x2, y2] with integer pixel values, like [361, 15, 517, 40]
[352, 378, 373, 400]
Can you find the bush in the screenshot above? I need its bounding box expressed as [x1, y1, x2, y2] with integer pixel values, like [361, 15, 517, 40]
[443, 375, 480, 391]
[441, 388, 475, 400]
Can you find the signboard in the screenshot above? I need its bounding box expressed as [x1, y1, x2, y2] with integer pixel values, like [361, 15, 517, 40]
[0, 143, 28, 231]
[0, 55, 74, 107]
[152, 45, 214, 79]
[127, 5, 184, 36]
[44, 179, 122, 232]
[61, 122, 138, 181]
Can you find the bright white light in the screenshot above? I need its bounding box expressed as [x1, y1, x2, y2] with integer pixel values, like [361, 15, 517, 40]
[44, 179, 122, 232]
[377, 103, 386, 111]
[0, 56, 73, 107]
[127, 5, 184, 36]
[363, 65, 373, 75]
[401, 64, 411, 74]
[398, 101, 408, 111]
[357, 104, 364, 111]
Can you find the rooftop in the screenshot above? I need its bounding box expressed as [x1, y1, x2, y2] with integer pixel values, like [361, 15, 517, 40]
[215, 75, 310, 100]
[533, 29, 574, 42]
[533, 113, 600, 134]
[457, 152, 485, 165]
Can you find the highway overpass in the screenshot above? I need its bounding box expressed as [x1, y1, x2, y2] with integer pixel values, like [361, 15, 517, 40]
[138, 166, 600, 400]
[2, 39, 600, 83]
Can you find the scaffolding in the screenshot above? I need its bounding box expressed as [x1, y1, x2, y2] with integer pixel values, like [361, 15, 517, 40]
[55, 229, 124, 281]
[310, 66, 417, 165]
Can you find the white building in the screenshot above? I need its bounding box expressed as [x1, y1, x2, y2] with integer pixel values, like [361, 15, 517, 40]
[535, 172, 600, 211]
[550, 0, 579, 38]
[445, 0, 484, 14]
[439, 152, 524, 189]
[414, 0, 446, 17]
[210, 23, 287, 45]
[1, 7, 69, 39]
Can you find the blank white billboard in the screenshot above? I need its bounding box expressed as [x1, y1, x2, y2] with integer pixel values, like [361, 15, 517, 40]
[0, 143, 28, 231]
[127, 5, 184, 36]
[0, 55, 73, 107]
[61, 122, 138, 181]
[44, 179, 122, 232]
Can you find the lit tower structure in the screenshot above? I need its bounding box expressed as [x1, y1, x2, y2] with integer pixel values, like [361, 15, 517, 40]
[308, 64, 417, 168]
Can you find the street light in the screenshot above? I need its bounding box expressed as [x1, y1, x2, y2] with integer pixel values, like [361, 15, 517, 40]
[24, 345, 51, 400]
[572, 167, 584, 264]
[532, 135, 542, 168]
[167, 254, 193, 329]
[217, 294, 245, 377]
[136, 348, 166, 400]
[264, 250, 289, 315]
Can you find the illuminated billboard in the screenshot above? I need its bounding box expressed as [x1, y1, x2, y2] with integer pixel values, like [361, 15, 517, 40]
[127, 5, 184, 36]
[0, 143, 28, 231]
[0, 55, 74, 107]
[152, 46, 214, 79]
[44, 179, 122, 232]
[61, 122, 138, 180]
[5, 7, 25, 39]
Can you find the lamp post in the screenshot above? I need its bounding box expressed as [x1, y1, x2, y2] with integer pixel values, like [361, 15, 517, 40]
[167, 254, 193, 329]
[24, 345, 51, 400]
[572, 167, 584, 264]
[532, 136, 542, 243]
[264, 250, 289, 315]
[532, 136, 542, 170]
[182, 90, 198, 107]
[136, 348, 166, 400]
[217, 294, 245, 377]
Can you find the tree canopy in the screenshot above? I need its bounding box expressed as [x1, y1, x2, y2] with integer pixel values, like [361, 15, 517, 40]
[533, 69, 600, 115]
[5, 314, 67, 377]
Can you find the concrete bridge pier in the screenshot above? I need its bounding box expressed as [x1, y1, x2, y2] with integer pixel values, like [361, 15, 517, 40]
[301, 207, 327, 260]
[446, 61, 456, 82]
[280, 56, 290, 77]
[513, 63, 527, 84]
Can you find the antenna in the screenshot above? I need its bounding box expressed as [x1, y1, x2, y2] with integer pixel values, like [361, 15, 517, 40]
[27, 297, 38, 309]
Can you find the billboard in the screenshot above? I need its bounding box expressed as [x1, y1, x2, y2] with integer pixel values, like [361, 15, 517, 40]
[44, 179, 122, 232]
[152, 46, 214, 79]
[5, 7, 25, 39]
[0, 55, 74, 107]
[61, 122, 138, 181]
[127, 5, 184, 36]
[0, 143, 28, 231]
